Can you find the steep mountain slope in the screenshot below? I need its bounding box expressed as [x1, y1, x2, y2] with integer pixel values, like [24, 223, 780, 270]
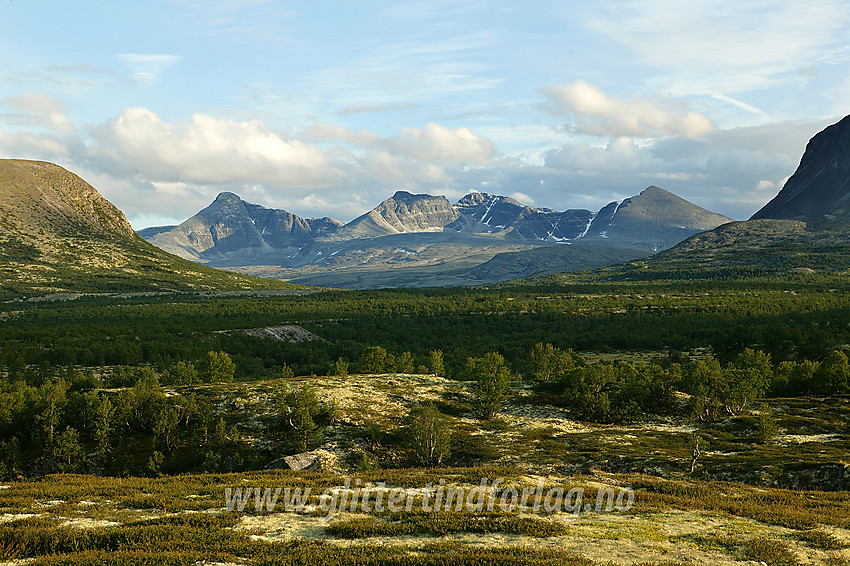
[326, 191, 459, 240]
[752, 114, 850, 228]
[0, 159, 295, 298]
[146, 192, 342, 261]
[579, 186, 733, 251]
[0, 159, 139, 241]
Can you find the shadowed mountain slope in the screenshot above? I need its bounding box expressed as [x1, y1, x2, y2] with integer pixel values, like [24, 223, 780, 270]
[752, 114, 850, 228]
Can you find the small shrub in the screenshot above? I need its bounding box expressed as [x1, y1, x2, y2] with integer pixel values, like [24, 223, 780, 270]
[466, 352, 512, 420]
[757, 403, 780, 444]
[795, 529, 848, 551]
[406, 403, 452, 467]
[744, 537, 800, 566]
[281, 364, 295, 379]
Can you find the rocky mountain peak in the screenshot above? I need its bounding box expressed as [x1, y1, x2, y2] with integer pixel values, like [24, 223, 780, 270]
[145, 192, 342, 259]
[328, 191, 459, 240]
[389, 190, 422, 201]
[213, 191, 244, 205]
[578, 186, 733, 250]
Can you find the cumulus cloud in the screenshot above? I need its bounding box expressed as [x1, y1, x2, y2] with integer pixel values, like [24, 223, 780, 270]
[542, 81, 715, 139]
[531, 118, 831, 219]
[395, 123, 494, 164]
[0, 101, 499, 224]
[0, 90, 829, 228]
[309, 121, 495, 165]
[117, 54, 181, 88]
[90, 107, 338, 186]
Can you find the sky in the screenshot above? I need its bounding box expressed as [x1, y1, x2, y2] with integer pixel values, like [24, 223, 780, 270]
[1, 1, 849, 229]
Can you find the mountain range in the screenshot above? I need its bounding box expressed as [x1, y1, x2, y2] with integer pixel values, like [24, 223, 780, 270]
[4, 112, 850, 296]
[140, 185, 731, 288]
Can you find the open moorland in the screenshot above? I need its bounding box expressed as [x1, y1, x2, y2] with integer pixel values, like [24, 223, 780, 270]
[2, 271, 850, 565]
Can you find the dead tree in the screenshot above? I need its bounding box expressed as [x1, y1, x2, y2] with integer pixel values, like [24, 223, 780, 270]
[688, 433, 701, 474]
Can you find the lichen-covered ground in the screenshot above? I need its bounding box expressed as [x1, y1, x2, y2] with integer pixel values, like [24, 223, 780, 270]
[1, 373, 849, 565]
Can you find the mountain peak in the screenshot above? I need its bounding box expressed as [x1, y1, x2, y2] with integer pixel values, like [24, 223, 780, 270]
[577, 185, 732, 250]
[639, 185, 671, 196]
[213, 191, 243, 204]
[329, 192, 459, 240]
[146, 194, 337, 259]
[390, 190, 421, 200]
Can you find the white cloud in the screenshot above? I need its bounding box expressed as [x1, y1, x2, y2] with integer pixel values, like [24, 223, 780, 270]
[534, 118, 831, 219]
[90, 107, 338, 186]
[117, 54, 181, 88]
[509, 191, 534, 205]
[395, 123, 494, 164]
[0, 127, 70, 156]
[542, 81, 715, 139]
[710, 94, 770, 121]
[2, 93, 71, 132]
[544, 136, 664, 174]
[306, 123, 382, 146]
[308, 121, 495, 165]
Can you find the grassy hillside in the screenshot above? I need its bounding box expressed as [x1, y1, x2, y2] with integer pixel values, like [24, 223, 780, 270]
[529, 219, 850, 284]
[0, 159, 297, 299]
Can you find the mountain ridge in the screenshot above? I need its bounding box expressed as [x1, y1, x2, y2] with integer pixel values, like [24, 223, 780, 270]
[325, 190, 460, 241]
[143, 186, 731, 261]
[139, 185, 732, 288]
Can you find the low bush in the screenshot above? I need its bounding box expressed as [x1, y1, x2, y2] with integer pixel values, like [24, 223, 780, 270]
[326, 511, 568, 538]
[743, 537, 800, 566]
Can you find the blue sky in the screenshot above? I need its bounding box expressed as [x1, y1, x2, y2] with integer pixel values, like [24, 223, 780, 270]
[2, 1, 849, 228]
